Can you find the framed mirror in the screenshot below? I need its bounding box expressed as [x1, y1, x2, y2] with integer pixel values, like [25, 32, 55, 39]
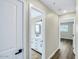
[35, 24, 41, 36]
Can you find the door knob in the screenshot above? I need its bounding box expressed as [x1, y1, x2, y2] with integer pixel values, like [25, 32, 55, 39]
[15, 49, 23, 55]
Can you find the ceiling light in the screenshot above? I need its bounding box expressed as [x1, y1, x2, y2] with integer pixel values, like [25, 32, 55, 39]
[63, 10, 67, 13]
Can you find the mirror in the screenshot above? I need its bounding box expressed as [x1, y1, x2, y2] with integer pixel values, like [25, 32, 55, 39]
[35, 23, 41, 36]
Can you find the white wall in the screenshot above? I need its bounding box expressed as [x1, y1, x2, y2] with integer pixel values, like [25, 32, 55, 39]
[45, 13, 59, 59]
[30, 0, 59, 59]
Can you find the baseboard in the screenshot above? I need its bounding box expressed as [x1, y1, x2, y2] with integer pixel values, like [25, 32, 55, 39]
[48, 48, 59, 59]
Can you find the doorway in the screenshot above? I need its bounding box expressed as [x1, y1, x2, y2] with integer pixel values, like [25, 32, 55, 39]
[29, 4, 45, 59]
[59, 18, 76, 59]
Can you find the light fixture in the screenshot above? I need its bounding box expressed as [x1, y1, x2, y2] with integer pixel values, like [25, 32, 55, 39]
[63, 10, 67, 13]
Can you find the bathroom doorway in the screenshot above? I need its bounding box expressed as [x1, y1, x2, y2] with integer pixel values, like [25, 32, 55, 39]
[29, 4, 45, 59]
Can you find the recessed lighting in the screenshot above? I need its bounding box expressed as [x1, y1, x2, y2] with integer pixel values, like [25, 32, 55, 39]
[63, 10, 67, 13]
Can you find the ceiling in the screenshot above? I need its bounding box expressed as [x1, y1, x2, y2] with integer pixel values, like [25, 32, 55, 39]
[40, 0, 76, 15]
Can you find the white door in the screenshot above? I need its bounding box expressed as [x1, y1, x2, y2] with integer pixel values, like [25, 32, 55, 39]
[0, 0, 24, 59]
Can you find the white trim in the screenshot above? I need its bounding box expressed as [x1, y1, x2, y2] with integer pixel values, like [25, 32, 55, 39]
[48, 48, 59, 59]
[29, 3, 46, 59]
[58, 16, 61, 48]
[23, 0, 29, 59]
[73, 17, 76, 54]
[29, 3, 31, 59]
[42, 10, 46, 59]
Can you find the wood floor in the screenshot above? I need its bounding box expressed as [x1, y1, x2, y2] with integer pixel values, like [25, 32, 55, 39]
[31, 49, 42, 59]
[51, 39, 75, 59]
[59, 39, 75, 59]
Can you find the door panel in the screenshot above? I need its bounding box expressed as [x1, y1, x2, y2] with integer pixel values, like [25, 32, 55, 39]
[0, 0, 17, 51]
[0, 0, 23, 59]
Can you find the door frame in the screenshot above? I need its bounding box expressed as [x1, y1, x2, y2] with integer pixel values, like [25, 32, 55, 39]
[29, 3, 46, 59]
[21, 0, 29, 59]
[59, 17, 76, 57]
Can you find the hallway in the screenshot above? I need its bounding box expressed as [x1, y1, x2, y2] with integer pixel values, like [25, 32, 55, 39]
[59, 39, 75, 59]
[0, 0, 77, 59]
